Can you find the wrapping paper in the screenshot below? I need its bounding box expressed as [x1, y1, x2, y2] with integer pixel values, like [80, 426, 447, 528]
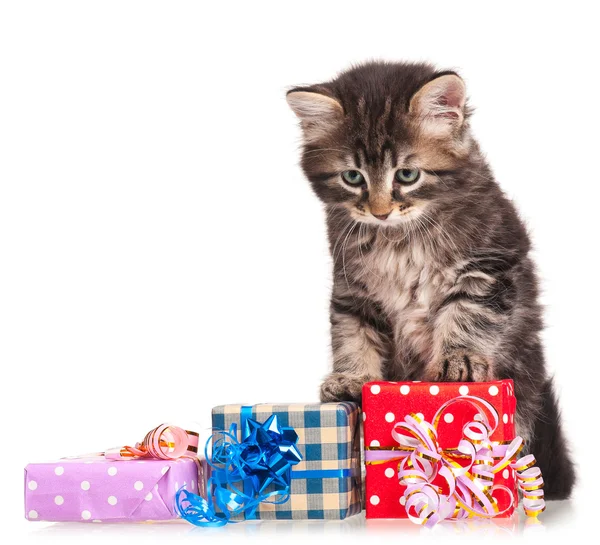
[24, 456, 202, 522]
[362, 380, 518, 519]
[211, 402, 362, 520]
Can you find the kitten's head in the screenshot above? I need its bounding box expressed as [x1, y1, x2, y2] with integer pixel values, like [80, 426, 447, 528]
[287, 62, 475, 226]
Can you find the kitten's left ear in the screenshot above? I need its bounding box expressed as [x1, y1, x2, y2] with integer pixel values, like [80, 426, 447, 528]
[409, 73, 467, 138]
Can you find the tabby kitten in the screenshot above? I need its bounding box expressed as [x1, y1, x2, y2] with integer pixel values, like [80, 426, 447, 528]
[287, 61, 575, 499]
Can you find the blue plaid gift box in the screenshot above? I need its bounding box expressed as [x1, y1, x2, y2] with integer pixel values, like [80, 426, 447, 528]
[211, 402, 362, 520]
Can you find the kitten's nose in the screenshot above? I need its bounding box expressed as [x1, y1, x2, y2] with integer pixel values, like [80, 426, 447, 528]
[372, 212, 391, 221]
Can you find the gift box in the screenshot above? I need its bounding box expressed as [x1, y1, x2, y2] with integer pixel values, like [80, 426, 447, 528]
[210, 402, 362, 520]
[362, 380, 518, 520]
[24, 456, 202, 522]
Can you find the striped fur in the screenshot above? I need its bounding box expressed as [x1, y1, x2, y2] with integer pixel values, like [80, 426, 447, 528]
[287, 61, 575, 499]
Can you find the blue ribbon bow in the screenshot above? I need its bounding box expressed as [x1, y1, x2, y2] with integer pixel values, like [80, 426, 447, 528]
[176, 415, 302, 526]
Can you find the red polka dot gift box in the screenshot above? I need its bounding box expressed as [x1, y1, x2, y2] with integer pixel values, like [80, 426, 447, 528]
[362, 380, 518, 521]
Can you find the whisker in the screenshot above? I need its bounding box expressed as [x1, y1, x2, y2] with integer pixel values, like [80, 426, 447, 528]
[331, 218, 356, 265]
[357, 223, 382, 279]
[341, 221, 359, 290]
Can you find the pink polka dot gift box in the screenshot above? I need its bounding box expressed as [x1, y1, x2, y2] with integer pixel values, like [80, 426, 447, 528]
[24, 423, 205, 524]
[24, 457, 202, 522]
[362, 380, 519, 522]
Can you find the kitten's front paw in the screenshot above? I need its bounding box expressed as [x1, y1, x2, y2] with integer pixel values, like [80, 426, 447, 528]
[320, 373, 371, 403]
[425, 351, 492, 382]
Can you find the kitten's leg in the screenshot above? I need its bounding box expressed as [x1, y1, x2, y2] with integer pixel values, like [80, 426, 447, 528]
[320, 297, 390, 403]
[424, 298, 501, 382]
[423, 264, 514, 381]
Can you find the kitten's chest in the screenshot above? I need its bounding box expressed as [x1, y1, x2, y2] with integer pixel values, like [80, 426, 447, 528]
[358, 242, 448, 320]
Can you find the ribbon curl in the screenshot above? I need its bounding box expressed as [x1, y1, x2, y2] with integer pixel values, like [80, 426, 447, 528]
[176, 415, 302, 526]
[365, 395, 545, 527]
[104, 424, 199, 460]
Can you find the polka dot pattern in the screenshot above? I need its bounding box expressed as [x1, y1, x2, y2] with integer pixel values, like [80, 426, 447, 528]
[384, 468, 395, 478]
[429, 385, 439, 395]
[81, 481, 90, 491]
[370, 440, 380, 447]
[459, 385, 469, 396]
[385, 412, 395, 423]
[369, 495, 380, 505]
[28, 510, 38, 519]
[28, 481, 38, 491]
[107, 467, 117, 476]
[82, 510, 91, 520]
[54, 495, 64, 505]
[107, 496, 117, 506]
[134, 481, 144, 491]
[444, 413, 454, 423]
[489, 385, 499, 396]
[400, 385, 410, 395]
[370, 384, 381, 395]
[54, 467, 64, 476]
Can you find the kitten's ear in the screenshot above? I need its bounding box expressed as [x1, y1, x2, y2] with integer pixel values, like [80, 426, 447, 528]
[409, 74, 466, 138]
[286, 90, 343, 140]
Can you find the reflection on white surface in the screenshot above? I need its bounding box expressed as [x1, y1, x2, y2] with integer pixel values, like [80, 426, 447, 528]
[25, 501, 575, 543]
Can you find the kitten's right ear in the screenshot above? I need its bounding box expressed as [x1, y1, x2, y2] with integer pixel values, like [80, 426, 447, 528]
[286, 89, 343, 140]
[286, 90, 343, 120]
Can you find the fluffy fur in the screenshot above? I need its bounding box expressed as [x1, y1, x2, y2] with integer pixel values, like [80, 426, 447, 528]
[287, 61, 575, 499]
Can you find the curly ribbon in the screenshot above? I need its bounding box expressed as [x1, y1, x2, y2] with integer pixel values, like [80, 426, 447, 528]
[176, 414, 303, 526]
[103, 424, 199, 460]
[364, 395, 545, 527]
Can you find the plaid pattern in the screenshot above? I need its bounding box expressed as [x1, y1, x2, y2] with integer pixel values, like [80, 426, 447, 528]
[212, 402, 362, 520]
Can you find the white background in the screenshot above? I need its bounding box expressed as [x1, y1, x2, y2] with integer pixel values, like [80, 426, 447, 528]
[1, 1, 598, 543]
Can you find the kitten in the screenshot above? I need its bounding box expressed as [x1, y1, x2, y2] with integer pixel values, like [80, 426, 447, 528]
[287, 61, 575, 500]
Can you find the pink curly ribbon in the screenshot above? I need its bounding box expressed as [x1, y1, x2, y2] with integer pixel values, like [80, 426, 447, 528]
[104, 424, 199, 460]
[365, 395, 545, 527]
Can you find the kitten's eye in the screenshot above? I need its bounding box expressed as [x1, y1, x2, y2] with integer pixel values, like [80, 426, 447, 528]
[341, 170, 365, 186]
[395, 168, 420, 185]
